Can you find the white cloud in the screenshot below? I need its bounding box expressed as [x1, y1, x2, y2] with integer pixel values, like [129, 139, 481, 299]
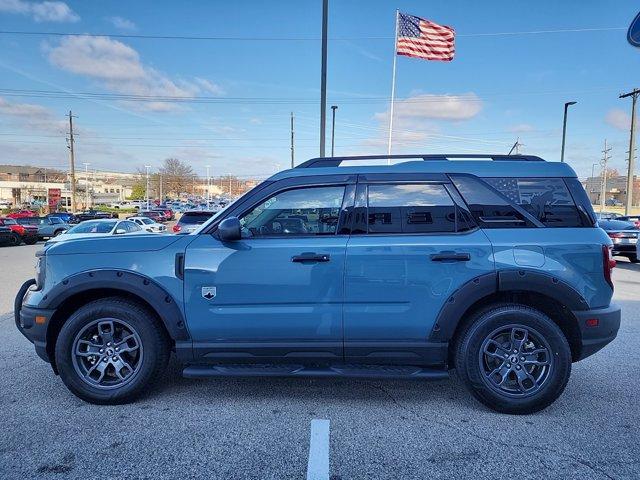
[374, 93, 482, 123]
[46, 35, 224, 112]
[106, 16, 136, 30]
[0, 0, 79, 22]
[193, 77, 225, 96]
[605, 109, 630, 131]
[509, 123, 535, 133]
[0, 96, 66, 133]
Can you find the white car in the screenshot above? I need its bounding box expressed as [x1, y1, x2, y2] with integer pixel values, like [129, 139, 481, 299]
[47, 219, 146, 243]
[128, 216, 167, 233]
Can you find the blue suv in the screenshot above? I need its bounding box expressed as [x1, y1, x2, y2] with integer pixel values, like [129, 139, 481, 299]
[15, 155, 621, 414]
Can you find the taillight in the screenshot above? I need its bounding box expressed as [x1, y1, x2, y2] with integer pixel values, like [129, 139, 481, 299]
[173, 224, 181, 233]
[607, 232, 623, 238]
[602, 245, 615, 290]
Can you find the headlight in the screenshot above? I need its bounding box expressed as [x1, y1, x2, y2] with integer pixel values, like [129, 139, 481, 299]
[34, 250, 46, 290]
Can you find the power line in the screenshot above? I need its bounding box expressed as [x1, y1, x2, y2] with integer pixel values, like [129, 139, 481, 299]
[0, 27, 626, 41]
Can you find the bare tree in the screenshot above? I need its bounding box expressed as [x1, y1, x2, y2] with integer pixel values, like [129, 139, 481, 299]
[159, 158, 194, 197]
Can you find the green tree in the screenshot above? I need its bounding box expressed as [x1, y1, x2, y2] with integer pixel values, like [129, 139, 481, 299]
[128, 183, 146, 200]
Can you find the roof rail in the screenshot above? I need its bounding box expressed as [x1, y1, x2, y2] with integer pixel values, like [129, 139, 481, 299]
[295, 154, 545, 168]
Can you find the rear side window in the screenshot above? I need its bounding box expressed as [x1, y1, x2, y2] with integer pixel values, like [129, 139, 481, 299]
[483, 177, 588, 227]
[450, 175, 535, 229]
[365, 183, 457, 234]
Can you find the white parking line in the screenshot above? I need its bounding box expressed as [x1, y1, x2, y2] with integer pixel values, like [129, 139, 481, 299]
[306, 419, 330, 480]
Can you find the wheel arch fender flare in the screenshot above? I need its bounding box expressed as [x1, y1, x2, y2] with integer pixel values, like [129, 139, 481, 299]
[429, 269, 589, 342]
[41, 269, 190, 342]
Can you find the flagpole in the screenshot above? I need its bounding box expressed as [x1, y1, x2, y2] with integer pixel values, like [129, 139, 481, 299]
[386, 9, 399, 163]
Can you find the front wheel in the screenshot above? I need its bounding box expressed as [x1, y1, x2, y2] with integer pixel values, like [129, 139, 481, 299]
[55, 298, 170, 404]
[23, 237, 38, 245]
[455, 303, 571, 414]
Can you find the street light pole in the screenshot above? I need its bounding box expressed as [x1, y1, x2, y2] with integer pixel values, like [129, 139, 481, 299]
[560, 101, 577, 163]
[205, 165, 211, 208]
[330, 105, 338, 157]
[319, 0, 328, 157]
[83, 162, 90, 209]
[144, 165, 151, 210]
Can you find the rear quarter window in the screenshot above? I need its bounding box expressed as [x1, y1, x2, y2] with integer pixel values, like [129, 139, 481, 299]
[483, 177, 590, 228]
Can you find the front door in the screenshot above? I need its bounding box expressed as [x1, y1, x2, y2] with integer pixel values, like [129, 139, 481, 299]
[184, 182, 353, 363]
[344, 176, 495, 366]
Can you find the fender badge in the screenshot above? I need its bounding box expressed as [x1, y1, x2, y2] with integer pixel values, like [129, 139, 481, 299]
[201, 286, 216, 300]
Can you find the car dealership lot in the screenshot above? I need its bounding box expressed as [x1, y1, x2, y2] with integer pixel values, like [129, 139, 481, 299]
[1, 244, 639, 480]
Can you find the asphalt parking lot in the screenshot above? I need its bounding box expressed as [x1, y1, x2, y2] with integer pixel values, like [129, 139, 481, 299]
[1, 243, 639, 480]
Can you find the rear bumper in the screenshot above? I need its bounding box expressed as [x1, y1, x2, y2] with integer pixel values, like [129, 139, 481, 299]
[573, 303, 621, 361]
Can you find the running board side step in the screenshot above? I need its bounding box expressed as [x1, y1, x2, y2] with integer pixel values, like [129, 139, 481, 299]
[182, 364, 449, 380]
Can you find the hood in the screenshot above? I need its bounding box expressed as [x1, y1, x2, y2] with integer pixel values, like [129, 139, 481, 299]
[45, 232, 185, 255]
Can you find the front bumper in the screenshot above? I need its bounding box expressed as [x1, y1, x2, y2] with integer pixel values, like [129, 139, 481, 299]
[573, 303, 621, 361]
[15, 279, 55, 363]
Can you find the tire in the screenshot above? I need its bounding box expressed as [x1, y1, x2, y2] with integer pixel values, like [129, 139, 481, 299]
[9, 233, 21, 246]
[53, 229, 65, 237]
[55, 297, 170, 404]
[628, 255, 639, 264]
[23, 237, 38, 245]
[454, 303, 571, 415]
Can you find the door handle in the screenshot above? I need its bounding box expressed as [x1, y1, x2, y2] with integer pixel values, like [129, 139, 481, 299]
[291, 253, 331, 263]
[430, 252, 471, 262]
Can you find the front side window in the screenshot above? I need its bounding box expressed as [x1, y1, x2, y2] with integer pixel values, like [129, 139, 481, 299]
[366, 183, 457, 233]
[240, 186, 345, 237]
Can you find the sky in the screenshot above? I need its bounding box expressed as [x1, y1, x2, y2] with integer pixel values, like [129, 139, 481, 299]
[0, 0, 638, 179]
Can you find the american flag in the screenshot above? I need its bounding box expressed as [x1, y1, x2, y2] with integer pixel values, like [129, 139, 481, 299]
[396, 13, 455, 62]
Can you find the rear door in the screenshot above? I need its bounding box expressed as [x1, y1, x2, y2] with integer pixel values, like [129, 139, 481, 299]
[343, 174, 495, 366]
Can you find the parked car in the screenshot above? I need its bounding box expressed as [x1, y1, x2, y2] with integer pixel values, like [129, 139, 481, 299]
[110, 201, 140, 210]
[17, 216, 69, 240]
[0, 217, 38, 244]
[598, 218, 639, 263]
[75, 210, 118, 222]
[47, 212, 78, 224]
[618, 215, 640, 229]
[155, 206, 175, 220]
[7, 210, 37, 219]
[128, 216, 167, 233]
[138, 210, 166, 223]
[596, 211, 624, 220]
[46, 219, 145, 243]
[15, 154, 620, 414]
[172, 210, 216, 233]
[0, 225, 19, 246]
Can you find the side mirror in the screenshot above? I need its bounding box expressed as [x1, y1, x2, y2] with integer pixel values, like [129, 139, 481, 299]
[115, 228, 127, 235]
[217, 216, 241, 241]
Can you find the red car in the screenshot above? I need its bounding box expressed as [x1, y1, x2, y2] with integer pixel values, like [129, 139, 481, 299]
[7, 210, 37, 219]
[0, 217, 38, 244]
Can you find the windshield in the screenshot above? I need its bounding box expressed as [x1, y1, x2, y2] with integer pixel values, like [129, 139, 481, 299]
[68, 221, 117, 234]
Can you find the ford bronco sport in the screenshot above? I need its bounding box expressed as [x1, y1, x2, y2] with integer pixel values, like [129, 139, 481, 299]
[15, 154, 621, 414]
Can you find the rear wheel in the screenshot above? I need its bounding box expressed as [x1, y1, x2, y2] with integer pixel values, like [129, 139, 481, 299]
[23, 237, 38, 245]
[628, 254, 639, 263]
[455, 303, 571, 414]
[55, 298, 170, 404]
[9, 233, 21, 246]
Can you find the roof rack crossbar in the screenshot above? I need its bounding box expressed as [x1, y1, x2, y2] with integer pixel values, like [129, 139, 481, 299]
[295, 154, 545, 168]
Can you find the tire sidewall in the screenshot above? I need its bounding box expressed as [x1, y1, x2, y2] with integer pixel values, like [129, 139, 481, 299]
[55, 300, 164, 404]
[458, 305, 572, 414]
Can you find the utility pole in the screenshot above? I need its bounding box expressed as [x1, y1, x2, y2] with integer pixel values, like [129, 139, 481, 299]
[319, 0, 328, 157]
[560, 101, 577, 162]
[159, 173, 163, 202]
[144, 165, 151, 210]
[66, 111, 77, 213]
[600, 139, 612, 213]
[620, 88, 639, 214]
[83, 162, 90, 209]
[228, 174, 232, 195]
[508, 138, 524, 155]
[290, 112, 295, 168]
[330, 105, 338, 157]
